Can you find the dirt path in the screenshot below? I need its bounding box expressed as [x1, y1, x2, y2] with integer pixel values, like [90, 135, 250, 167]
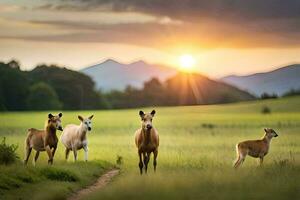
[68, 169, 120, 200]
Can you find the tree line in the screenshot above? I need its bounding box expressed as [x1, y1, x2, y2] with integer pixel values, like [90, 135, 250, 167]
[104, 73, 255, 109]
[0, 60, 106, 110]
[0, 60, 255, 111]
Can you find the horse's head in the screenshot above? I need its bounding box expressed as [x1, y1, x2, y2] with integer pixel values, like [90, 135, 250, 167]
[78, 115, 94, 131]
[47, 113, 63, 131]
[264, 128, 278, 139]
[139, 110, 156, 131]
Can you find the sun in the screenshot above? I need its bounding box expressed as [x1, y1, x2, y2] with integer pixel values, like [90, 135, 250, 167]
[179, 54, 196, 72]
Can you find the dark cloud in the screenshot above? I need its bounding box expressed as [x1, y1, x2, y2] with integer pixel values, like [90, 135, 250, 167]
[9, 0, 300, 48]
[57, 0, 300, 20]
[3, 17, 297, 50]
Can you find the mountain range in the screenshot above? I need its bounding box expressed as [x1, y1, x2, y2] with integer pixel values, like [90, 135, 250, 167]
[81, 59, 300, 97]
[221, 64, 300, 96]
[81, 59, 177, 91]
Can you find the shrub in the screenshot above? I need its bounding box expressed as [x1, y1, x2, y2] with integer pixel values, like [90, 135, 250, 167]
[116, 155, 123, 166]
[261, 106, 271, 114]
[261, 92, 278, 99]
[0, 137, 19, 165]
[202, 123, 216, 129]
[40, 168, 78, 182]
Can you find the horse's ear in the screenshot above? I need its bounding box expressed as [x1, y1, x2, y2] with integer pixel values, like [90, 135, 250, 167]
[48, 113, 54, 119]
[78, 115, 84, 121]
[151, 110, 156, 116]
[139, 111, 145, 118]
[264, 128, 268, 133]
[58, 113, 63, 118]
[88, 115, 94, 120]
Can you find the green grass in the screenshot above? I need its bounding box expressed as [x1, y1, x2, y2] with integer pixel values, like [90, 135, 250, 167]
[0, 96, 300, 199]
[0, 161, 111, 200]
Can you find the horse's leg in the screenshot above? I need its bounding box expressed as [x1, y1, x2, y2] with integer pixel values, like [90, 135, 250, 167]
[233, 153, 241, 169]
[65, 148, 70, 160]
[24, 146, 32, 165]
[83, 145, 88, 162]
[73, 148, 78, 162]
[147, 152, 151, 173]
[234, 147, 247, 169]
[259, 156, 264, 166]
[240, 156, 246, 167]
[33, 151, 40, 166]
[51, 146, 57, 164]
[235, 154, 246, 169]
[153, 149, 158, 172]
[143, 152, 149, 174]
[45, 145, 53, 165]
[138, 150, 143, 174]
[234, 157, 241, 169]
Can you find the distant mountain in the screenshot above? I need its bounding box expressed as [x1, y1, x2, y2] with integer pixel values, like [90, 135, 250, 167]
[221, 64, 300, 96]
[165, 72, 255, 105]
[81, 59, 177, 91]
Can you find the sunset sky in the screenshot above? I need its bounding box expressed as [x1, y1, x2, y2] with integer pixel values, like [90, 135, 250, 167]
[0, 0, 299, 77]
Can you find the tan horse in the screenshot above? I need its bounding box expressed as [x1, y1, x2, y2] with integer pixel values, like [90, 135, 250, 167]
[234, 128, 278, 169]
[61, 115, 94, 162]
[135, 110, 159, 174]
[24, 113, 63, 165]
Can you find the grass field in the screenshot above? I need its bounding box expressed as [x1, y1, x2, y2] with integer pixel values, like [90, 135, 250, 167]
[0, 96, 300, 200]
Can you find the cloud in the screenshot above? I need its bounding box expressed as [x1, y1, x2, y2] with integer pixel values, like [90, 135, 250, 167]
[0, 4, 27, 12]
[1, 0, 299, 49]
[2, 18, 299, 50]
[56, 0, 300, 20]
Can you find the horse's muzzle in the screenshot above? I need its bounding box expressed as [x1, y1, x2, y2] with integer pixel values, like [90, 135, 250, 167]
[146, 125, 152, 130]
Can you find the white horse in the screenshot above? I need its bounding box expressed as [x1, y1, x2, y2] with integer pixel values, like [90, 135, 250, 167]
[61, 115, 93, 161]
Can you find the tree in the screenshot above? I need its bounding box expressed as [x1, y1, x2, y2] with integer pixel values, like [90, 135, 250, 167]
[282, 88, 300, 97]
[0, 62, 29, 110]
[104, 90, 127, 109]
[26, 82, 62, 110]
[142, 78, 166, 106]
[28, 65, 107, 110]
[0, 87, 5, 111]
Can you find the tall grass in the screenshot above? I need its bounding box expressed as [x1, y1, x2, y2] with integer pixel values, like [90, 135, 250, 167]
[0, 96, 299, 199]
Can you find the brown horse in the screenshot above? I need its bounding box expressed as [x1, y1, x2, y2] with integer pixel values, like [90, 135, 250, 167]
[135, 110, 159, 174]
[24, 113, 63, 165]
[234, 128, 278, 169]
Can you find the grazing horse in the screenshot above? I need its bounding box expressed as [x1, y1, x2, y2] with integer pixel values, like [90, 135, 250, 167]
[24, 113, 63, 165]
[234, 128, 278, 169]
[135, 110, 159, 174]
[61, 115, 94, 162]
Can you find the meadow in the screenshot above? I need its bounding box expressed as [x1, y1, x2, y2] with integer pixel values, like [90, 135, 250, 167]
[0, 96, 300, 200]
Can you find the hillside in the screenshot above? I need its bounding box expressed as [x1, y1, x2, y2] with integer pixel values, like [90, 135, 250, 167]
[221, 64, 300, 96]
[81, 59, 177, 91]
[165, 72, 255, 105]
